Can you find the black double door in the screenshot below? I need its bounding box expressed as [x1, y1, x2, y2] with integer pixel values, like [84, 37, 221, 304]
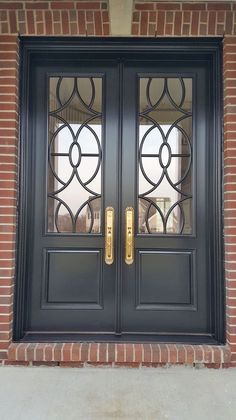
[23, 51, 215, 341]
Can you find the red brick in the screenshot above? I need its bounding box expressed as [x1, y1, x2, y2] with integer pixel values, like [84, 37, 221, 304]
[132, 23, 139, 36]
[71, 343, 81, 361]
[9, 11, 17, 33]
[149, 11, 156, 23]
[53, 343, 63, 361]
[200, 24, 207, 35]
[108, 343, 115, 363]
[37, 22, 44, 35]
[156, 3, 181, 11]
[208, 11, 216, 35]
[25, 2, 49, 9]
[77, 2, 100, 10]
[157, 11, 165, 35]
[36, 10, 43, 21]
[71, 22, 78, 35]
[225, 11, 233, 35]
[134, 343, 142, 362]
[116, 344, 124, 363]
[165, 23, 173, 35]
[27, 344, 35, 362]
[87, 362, 112, 367]
[83, 10, 91, 22]
[140, 11, 148, 35]
[53, 10, 60, 22]
[135, 3, 154, 11]
[0, 10, 6, 20]
[0, 350, 8, 360]
[1, 22, 9, 33]
[59, 362, 83, 367]
[33, 361, 59, 367]
[4, 361, 30, 366]
[54, 22, 61, 35]
[78, 10, 85, 34]
[186, 346, 195, 364]
[204, 363, 221, 369]
[174, 11, 181, 35]
[51, 2, 74, 9]
[62, 343, 71, 361]
[183, 4, 206, 11]
[200, 11, 208, 23]
[148, 23, 156, 36]
[191, 11, 199, 35]
[195, 346, 203, 362]
[80, 343, 89, 362]
[86, 23, 94, 35]
[45, 10, 52, 34]
[102, 11, 109, 23]
[152, 345, 160, 363]
[114, 362, 140, 368]
[217, 11, 225, 23]
[125, 344, 134, 362]
[62, 10, 69, 34]
[89, 343, 98, 362]
[103, 23, 109, 35]
[224, 36, 236, 43]
[94, 11, 102, 35]
[208, 3, 232, 11]
[0, 3, 23, 9]
[27, 10, 35, 35]
[98, 343, 107, 362]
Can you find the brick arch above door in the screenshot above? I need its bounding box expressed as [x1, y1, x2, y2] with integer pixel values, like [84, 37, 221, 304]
[0, 0, 236, 367]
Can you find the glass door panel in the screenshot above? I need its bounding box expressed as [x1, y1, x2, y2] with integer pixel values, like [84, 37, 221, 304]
[138, 77, 193, 234]
[48, 77, 103, 234]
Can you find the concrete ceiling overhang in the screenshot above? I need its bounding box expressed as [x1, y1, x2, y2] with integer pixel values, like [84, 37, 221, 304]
[109, 0, 133, 36]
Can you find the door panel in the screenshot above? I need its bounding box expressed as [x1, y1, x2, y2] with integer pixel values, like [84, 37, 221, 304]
[122, 62, 209, 334]
[27, 60, 119, 333]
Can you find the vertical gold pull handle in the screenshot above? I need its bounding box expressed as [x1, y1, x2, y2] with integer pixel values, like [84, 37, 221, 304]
[105, 207, 114, 265]
[125, 207, 134, 265]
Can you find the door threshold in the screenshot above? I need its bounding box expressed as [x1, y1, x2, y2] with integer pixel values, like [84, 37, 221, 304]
[21, 332, 219, 345]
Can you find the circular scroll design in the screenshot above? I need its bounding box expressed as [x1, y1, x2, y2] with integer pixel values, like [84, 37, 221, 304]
[48, 77, 102, 234]
[139, 77, 193, 235]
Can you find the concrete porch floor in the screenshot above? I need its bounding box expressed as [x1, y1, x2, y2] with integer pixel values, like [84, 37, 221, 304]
[0, 366, 235, 420]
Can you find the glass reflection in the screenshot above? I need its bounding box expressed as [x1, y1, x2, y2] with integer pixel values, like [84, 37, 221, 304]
[48, 77, 102, 234]
[138, 77, 192, 234]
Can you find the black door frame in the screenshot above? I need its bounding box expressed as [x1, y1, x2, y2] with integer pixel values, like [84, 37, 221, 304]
[14, 37, 224, 344]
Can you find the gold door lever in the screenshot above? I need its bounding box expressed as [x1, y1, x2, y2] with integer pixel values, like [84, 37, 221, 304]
[105, 207, 114, 265]
[125, 207, 134, 265]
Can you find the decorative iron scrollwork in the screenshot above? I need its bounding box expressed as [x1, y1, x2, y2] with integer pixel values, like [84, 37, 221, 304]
[48, 77, 102, 234]
[138, 77, 193, 234]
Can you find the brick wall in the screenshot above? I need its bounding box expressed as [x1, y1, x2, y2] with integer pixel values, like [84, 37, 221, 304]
[0, 0, 236, 367]
[132, 1, 236, 36]
[0, 1, 110, 36]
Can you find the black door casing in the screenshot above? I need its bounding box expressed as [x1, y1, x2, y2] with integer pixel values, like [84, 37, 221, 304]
[15, 38, 224, 344]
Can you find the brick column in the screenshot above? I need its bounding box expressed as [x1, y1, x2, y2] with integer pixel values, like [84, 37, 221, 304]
[0, 35, 19, 360]
[224, 35, 236, 363]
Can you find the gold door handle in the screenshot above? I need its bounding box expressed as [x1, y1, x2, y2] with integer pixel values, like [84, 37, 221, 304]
[105, 207, 114, 265]
[125, 207, 134, 265]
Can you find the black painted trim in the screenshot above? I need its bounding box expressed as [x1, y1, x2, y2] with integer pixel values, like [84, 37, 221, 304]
[14, 37, 224, 344]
